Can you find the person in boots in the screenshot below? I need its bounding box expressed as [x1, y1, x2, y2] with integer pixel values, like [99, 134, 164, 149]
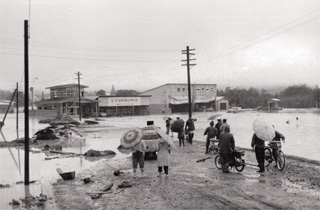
[219, 126, 235, 173]
[251, 133, 265, 172]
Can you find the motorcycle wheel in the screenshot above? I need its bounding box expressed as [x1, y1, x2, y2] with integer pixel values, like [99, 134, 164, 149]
[235, 158, 245, 172]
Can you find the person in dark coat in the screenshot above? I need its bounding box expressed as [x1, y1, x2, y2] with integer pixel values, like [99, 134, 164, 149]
[185, 118, 196, 144]
[203, 121, 218, 154]
[251, 133, 265, 172]
[219, 126, 235, 173]
[215, 119, 222, 139]
[165, 118, 171, 135]
[220, 119, 230, 133]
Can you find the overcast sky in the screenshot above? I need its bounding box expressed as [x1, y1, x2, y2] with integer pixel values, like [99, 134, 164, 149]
[0, 0, 319, 94]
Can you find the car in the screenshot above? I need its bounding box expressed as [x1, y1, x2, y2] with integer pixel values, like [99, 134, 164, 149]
[226, 107, 243, 113]
[141, 126, 160, 160]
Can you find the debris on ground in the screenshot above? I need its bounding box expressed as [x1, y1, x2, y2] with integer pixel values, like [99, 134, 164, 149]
[118, 180, 134, 188]
[84, 149, 116, 157]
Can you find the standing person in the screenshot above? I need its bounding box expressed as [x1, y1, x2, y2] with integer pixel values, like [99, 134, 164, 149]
[131, 140, 147, 177]
[271, 128, 285, 167]
[165, 118, 171, 135]
[185, 118, 196, 144]
[220, 119, 230, 134]
[215, 119, 222, 139]
[178, 128, 185, 147]
[155, 139, 171, 177]
[251, 133, 265, 172]
[219, 126, 235, 173]
[203, 121, 218, 154]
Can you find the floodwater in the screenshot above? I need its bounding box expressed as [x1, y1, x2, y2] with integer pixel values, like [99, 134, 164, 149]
[0, 109, 319, 209]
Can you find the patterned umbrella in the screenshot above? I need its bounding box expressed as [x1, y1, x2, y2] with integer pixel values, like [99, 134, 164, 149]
[253, 118, 275, 141]
[120, 128, 143, 149]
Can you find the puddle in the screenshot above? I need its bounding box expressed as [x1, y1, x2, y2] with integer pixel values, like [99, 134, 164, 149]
[282, 179, 320, 197]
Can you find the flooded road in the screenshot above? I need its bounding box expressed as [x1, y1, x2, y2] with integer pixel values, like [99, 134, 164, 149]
[0, 109, 319, 209]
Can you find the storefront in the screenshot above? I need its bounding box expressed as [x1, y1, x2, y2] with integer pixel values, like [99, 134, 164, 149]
[97, 96, 151, 116]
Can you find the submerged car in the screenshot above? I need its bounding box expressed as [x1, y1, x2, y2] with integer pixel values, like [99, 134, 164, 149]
[227, 107, 243, 113]
[141, 126, 160, 160]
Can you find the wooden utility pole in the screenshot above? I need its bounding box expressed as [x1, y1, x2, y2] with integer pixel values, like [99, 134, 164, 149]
[76, 72, 82, 121]
[182, 46, 196, 119]
[24, 20, 30, 185]
[16, 82, 19, 139]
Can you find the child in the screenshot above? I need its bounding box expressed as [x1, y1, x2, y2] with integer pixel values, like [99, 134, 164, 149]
[131, 140, 147, 177]
[155, 138, 171, 177]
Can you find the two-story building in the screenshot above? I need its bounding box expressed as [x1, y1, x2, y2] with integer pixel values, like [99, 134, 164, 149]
[139, 83, 218, 114]
[35, 84, 98, 117]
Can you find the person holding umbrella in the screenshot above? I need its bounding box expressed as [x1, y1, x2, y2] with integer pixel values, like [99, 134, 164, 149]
[120, 128, 147, 177]
[251, 117, 276, 172]
[251, 133, 265, 172]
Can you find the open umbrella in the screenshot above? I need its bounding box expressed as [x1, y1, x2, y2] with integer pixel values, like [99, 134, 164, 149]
[151, 125, 176, 149]
[253, 118, 275, 141]
[207, 113, 222, 120]
[120, 128, 143, 149]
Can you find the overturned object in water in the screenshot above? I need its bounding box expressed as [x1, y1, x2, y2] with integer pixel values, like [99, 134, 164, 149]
[84, 149, 116, 157]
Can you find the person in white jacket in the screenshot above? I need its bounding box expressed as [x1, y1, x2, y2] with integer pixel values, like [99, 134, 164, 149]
[155, 138, 171, 177]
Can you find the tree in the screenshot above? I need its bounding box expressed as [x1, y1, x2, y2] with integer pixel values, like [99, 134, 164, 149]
[115, 89, 140, 96]
[96, 89, 106, 96]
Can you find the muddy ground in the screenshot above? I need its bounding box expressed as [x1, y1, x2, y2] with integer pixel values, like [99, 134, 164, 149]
[52, 140, 320, 210]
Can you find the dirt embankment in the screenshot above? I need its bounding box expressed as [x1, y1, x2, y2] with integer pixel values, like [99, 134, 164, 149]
[52, 140, 320, 210]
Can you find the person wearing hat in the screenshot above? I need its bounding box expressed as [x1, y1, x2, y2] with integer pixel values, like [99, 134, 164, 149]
[203, 121, 218, 154]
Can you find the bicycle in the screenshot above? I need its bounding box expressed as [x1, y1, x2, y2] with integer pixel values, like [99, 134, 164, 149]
[264, 141, 285, 171]
[214, 150, 246, 172]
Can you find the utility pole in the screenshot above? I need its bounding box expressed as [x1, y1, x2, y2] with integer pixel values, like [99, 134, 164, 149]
[182, 46, 196, 119]
[76, 72, 82, 121]
[16, 82, 19, 139]
[24, 20, 30, 185]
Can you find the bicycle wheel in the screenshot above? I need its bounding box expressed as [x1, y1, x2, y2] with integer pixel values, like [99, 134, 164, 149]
[276, 151, 285, 171]
[215, 155, 222, 170]
[264, 148, 272, 167]
[235, 158, 245, 172]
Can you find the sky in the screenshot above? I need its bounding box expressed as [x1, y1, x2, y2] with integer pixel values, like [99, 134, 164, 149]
[0, 0, 319, 94]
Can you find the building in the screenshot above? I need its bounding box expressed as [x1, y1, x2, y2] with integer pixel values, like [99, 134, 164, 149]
[139, 83, 218, 114]
[95, 95, 151, 116]
[35, 84, 98, 117]
[0, 100, 15, 113]
[216, 96, 230, 111]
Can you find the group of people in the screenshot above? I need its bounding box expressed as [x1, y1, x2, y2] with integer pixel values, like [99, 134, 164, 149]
[131, 134, 171, 177]
[131, 116, 285, 177]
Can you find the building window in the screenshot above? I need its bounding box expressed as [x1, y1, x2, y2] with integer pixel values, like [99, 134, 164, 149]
[211, 88, 214, 91]
[182, 88, 185, 92]
[177, 88, 180, 92]
[197, 88, 200, 92]
[202, 88, 205, 92]
[206, 87, 209, 92]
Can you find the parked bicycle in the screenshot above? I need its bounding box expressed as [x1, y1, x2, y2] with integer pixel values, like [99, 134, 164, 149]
[214, 150, 246, 172]
[264, 141, 285, 171]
